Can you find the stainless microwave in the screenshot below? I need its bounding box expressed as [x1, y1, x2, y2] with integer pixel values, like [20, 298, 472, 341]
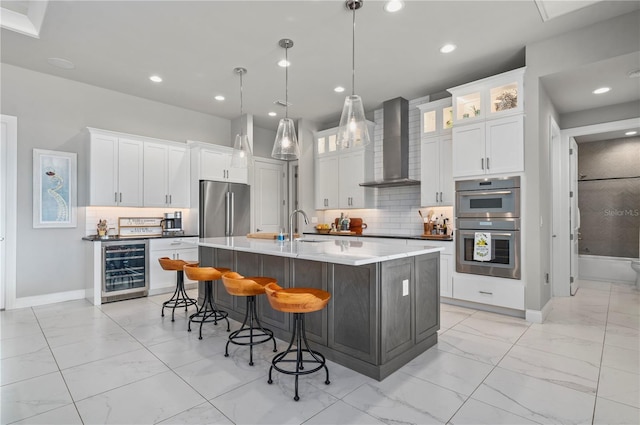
[455, 176, 520, 218]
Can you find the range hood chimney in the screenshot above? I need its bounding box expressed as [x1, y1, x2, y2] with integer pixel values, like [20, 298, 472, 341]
[360, 97, 420, 188]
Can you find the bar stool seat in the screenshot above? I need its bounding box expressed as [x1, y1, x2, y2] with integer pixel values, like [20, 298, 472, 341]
[183, 264, 231, 339]
[158, 257, 199, 321]
[221, 272, 278, 366]
[264, 282, 331, 401]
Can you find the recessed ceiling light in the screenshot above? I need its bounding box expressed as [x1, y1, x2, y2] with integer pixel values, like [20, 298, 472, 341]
[149, 75, 163, 83]
[278, 60, 290, 67]
[214, 95, 225, 101]
[440, 44, 457, 54]
[334, 86, 345, 93]
[625, 131, 637, 136]
[47, 57, 75, 70]
[592, 87, 610, 94]
[384, 1, 404, 13]
[268, 112, 277, 117]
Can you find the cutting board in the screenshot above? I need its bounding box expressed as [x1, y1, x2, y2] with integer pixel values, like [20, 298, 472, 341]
[246, 233, 300, 239]
[329, 231, 357, 235]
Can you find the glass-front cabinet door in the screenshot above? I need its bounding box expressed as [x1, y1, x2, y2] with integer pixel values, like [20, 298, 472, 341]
[448, 67, 525, 126]
[417, 98, 453, 137]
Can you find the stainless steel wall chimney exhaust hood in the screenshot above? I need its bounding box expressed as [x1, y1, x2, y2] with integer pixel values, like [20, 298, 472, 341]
[359, 97, 420, 188]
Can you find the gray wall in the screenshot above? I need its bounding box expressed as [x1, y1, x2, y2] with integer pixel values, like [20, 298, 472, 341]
[578, 137, 640, 258]
[1, 64, 230, 298]
[561, 101, 640, 129]
[524, 10, 640, 311]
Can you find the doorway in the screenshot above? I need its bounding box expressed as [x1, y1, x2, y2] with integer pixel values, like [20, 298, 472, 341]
[552, 117, 640, 296]
[1, 115, 18, 310]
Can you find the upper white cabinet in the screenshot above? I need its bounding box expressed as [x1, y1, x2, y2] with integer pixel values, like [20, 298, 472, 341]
[421, 135, 453, 206]
[448, 67, 525, 178]
[418, 98, 453, 206]
[418, 98, 453, 137]
[451, 115, 524, 178]
[88, 129, 144, 207]
[314, 123, 374, 210]
[143, 142, 190, 208]
[193, 143, 248, 184]
[88, 128, 190, 207]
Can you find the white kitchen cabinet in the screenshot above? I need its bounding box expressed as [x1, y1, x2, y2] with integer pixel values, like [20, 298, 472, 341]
[448, 67, 525, 125]
[149, 237, 199, 294]
[143, 142, 190, 207]
[452, 115, 524, 178]
[417, 98, 453, 137]
[452, 273, 524, 310]
[420, 135, 453, 206]
[448, 68, 525, 179]
[315, 149, 373, 210]
[314, 122, 374, 210]
[88, 129, 143, 207]
[315, 155, 339, 209]
[198, 144, 248, 184]
[418, 98, 453, 206]
[338, 149, 373, 208]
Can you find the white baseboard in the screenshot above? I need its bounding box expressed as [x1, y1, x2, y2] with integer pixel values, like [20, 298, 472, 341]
[526, 299, 553, 324]
[13, 290, 86, 309]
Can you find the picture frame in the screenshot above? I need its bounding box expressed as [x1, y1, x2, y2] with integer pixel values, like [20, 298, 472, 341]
[33, 149, 77, 228]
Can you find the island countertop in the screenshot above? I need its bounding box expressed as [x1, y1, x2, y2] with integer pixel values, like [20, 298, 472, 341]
[197, 236, 443, 266]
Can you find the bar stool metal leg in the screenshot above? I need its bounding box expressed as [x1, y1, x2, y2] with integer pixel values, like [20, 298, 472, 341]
[188, 280, 230, 339]
[268, 313, 330, 401]
[161, 270, 198, 322]
[225, 295, 277, 365]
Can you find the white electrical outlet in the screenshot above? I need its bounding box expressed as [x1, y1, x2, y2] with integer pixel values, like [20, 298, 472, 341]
[311, 216, 318, 224]
[402, 279, 409, 296]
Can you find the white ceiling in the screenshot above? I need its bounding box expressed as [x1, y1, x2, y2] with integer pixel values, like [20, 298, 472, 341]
[1, 1, 639, 132]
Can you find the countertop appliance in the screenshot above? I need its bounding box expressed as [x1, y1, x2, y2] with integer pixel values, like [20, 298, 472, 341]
[455, 176, 521, 279]
[200, 180, 250, 237]
[102, 239, 149, 302]
[162, 211, 184, 236]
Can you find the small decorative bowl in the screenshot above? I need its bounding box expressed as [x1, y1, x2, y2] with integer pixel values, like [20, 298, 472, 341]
[316, 227, 331, 234]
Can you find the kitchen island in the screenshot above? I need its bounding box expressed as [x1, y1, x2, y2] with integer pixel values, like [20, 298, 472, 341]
[197, 236, 443, 380]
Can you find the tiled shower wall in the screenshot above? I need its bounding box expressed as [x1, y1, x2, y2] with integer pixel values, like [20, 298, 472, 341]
[318, 95, 454, 237]
[578, 136, 640, 258]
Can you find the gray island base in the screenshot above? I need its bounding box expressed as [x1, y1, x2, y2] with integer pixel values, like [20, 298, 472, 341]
[197, 236, 442, 381]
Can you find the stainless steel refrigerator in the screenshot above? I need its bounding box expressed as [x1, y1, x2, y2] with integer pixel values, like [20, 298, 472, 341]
[199, 180, 250, 237]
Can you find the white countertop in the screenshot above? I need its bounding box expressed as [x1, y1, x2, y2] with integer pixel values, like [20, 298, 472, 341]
[197, 236, 444, 266]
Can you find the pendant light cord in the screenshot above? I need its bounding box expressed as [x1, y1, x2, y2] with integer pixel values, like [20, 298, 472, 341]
[351, 6, 356, 96]
[285, 44, 289, 119]
[239, 70, 244, 136]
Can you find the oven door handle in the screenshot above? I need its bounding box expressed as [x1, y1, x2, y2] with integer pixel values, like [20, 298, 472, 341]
[481, 232, 514, 237]
[458, 190, 513, 196]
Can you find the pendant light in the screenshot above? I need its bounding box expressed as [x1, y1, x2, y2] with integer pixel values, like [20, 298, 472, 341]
[230, 67, 253, 168]
[272, 38, 300, 160]
[337, 0, 370, 150]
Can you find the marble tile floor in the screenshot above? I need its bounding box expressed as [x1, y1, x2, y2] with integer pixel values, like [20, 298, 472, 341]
[1, 280, 638, 425]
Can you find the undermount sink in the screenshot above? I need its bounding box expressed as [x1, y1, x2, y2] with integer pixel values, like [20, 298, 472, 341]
[296, 238, 328, 243]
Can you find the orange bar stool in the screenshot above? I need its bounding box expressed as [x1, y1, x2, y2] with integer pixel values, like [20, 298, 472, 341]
[221, 272, 278, 366]
[158, 257, 199, 321]
[183, 264, 231, 339]
[264, 282, 331, 401]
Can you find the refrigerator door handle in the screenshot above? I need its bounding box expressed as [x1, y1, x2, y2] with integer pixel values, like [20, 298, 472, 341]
[225, 192, 231, 236]
[229, 192, 235, 236]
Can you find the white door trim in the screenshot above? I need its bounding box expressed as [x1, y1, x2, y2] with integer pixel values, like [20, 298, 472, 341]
[1, 115, 18, 310]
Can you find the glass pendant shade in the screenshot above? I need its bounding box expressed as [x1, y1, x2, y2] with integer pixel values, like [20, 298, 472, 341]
[230, 133, 252, 168]
[271, 117, 300, 160]
[337, 94, 370, 149]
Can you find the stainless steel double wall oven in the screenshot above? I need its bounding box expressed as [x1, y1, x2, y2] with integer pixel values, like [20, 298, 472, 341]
[455, 176, 521, 279]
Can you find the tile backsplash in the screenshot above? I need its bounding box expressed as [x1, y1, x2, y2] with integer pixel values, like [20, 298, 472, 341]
[85, 207, 192, 237]
[316, 95, 454, 236]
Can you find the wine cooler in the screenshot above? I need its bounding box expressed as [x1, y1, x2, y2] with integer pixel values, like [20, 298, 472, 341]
[102, 239, 149, 302]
